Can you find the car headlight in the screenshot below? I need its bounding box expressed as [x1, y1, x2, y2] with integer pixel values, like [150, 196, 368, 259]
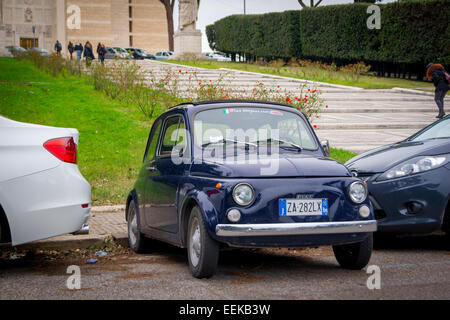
[232, 183, 255, 206]
[348, 181, 368, 204]
[377, 154, 449, 182]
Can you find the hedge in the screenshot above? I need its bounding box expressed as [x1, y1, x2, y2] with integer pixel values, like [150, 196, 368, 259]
[206, 0, 450, 66]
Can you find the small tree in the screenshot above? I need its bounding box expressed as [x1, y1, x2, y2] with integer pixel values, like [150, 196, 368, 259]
[159, 0, 175, 51]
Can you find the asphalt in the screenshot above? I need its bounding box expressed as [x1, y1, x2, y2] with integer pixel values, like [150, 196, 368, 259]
[0, 234, 449, 300]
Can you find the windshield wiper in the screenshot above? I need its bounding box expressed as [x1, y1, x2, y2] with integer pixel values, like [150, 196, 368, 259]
[202, 138, 257, 149]
[255, 138, 303, 152]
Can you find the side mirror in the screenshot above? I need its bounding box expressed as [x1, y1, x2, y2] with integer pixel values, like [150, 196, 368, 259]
[321, 140, 330, 157]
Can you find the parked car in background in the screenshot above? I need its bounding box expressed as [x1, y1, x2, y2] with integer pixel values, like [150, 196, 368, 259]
[104, 47, 121, 59]
[126, 101, 376, 278]
[205, 52, 231, 62]
[5, 46, 27, 57]
[0, 116, 91, 246]
[113, 47, 132, 59]
[125, 48, 156, 60]
[154, 51, 172, 60]
[27, 47, 50, 56]
[346, 115, 450, 236]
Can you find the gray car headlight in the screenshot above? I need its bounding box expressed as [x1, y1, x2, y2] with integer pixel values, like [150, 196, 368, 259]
[232, 183, 255, 206]
[377, 154, 449, 182]
[348, 181, 368, 204]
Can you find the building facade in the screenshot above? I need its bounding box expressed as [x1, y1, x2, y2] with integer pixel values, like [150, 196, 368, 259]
[0, 0, 169, 55]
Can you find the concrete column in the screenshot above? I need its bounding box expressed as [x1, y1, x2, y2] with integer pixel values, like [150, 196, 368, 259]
[55, 0, 66, 55]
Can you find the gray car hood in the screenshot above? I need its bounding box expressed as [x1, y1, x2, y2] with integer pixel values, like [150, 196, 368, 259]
[346, 139, 450, 174]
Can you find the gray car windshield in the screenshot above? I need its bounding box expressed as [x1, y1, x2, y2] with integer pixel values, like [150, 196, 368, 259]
[410, 117, 450, 141]
[194, 107, 317, 150]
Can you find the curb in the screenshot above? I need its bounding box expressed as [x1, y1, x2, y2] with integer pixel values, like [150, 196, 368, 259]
[91, 205, 126, 213]
[0, 235, 109, 251]
[392, 87, 434, 96]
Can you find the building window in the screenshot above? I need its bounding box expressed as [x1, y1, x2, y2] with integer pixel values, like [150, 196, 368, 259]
[129, 6, 132, 19]
[129, 21, 132, 33]
[129, 36, 133, 47]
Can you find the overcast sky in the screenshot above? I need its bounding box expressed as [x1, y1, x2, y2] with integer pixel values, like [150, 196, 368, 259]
[172, 0, 370, 52]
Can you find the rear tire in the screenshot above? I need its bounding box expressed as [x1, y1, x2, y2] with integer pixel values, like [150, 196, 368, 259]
[333, 234, 373, 270]
[127, 201, 149, 253]
[187, 206, 219, 278]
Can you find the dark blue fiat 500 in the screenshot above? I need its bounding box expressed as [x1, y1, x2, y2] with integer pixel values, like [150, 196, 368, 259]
[126, 101, 377, 278]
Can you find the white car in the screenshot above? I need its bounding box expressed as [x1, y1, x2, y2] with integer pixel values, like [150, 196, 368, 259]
[0, 116, 91, 246]
[205, 52, 231, 62]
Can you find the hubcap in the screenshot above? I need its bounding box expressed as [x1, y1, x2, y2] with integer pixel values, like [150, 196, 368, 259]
[128, 209, 138, 247]
[189, 217, 201, 267]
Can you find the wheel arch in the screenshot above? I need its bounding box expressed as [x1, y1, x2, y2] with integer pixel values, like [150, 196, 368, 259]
[0, 203, 12, 243]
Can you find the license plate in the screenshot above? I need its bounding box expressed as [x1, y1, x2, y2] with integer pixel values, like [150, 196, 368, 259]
[279, 198, 328, 216]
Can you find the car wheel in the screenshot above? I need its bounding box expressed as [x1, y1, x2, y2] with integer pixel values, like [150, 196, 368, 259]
[187, 206, 219, 278]
[127, 201, 148, 253]
[333, 234, 373, 270]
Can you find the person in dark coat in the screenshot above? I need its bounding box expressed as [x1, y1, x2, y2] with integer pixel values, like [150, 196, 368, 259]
[96, 42, 101, 57]
[83, 41, 95, 67]
[54, 40, 62, 55]
[98, 43, 106, 64]
[68, 42, 74, 60]
[427, 63, 449, 119]
[74, 42, 83, 60]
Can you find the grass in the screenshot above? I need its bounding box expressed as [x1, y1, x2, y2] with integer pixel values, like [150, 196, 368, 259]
[167, 60, 434, 90]
[329, 148, 357, 164]
[0, 58, 358, 205]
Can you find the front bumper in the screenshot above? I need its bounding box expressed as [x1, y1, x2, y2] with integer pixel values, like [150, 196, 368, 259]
[216, 220, 377, 237]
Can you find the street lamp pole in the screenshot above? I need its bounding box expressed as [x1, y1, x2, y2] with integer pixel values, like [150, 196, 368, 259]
[244, 0, 246, 14]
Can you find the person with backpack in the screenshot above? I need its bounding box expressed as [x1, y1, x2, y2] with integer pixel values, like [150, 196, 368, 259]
[68, 42, 74, 60]
[426, 63, 450, 119]
[83, 41, 95, 67]
[74, 42, 83, 60]
[54, 40, 62, 55]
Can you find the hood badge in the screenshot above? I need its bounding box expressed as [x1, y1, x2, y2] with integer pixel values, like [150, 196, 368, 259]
[351, 170, 358, 177]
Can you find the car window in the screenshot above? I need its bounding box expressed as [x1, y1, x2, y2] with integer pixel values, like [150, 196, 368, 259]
[158, 116, 185, 156]
[145, 119, 162, 161]
[194, 107, 317, 150]
[409, 117, 450, 141]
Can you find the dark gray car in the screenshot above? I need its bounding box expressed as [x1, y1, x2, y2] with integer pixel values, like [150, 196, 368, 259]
[346, 115, 450, 235]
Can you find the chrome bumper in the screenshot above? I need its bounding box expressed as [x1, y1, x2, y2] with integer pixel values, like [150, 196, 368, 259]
[215, 220, 377, 237]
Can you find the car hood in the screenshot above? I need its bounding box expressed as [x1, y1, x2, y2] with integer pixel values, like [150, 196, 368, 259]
[346, 139, 450, 173]
[190, 153, 350, 178]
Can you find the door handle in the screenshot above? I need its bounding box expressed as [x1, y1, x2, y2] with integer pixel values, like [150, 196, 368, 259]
[146, 166, 157, 172]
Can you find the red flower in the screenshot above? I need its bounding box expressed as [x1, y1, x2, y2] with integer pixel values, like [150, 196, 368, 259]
[286, 97, 292, 103]
[325, 105, 328, 108]
[179, 70, 181, 73]
[313, 125, 317, 128]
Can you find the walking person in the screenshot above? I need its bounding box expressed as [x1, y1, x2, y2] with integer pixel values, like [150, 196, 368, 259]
[83, 41, 95, 67]
[96, 42, 101, 59]
[54, 40, 62, 55]
[68, 41, 74, 60]
[75, 42, 83, 60]
[98, 43, 106, 65]
[427, 63, 450, 119]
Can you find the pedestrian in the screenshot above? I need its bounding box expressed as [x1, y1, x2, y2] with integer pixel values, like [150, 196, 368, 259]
[97, 42, 101, 58]
[98, 43, 106, 65]
[427, 63, 450, 119]
[83, 41, 95, 67]
[74, 42, 83, 60]
[68, 41, 74, 60]
[54, 40, 62, 55]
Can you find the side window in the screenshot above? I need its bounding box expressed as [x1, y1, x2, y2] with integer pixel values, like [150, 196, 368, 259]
[158, 116, 185, 156]
[144, 119, 162, 160]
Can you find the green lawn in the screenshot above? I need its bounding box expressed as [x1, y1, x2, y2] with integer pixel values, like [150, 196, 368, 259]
[168, 60, 433, 90]
[0, 58, 357, 205]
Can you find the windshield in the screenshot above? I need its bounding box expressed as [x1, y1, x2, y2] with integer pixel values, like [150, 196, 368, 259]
[194, 107, 317, 151]
[409, 117, 450, 141]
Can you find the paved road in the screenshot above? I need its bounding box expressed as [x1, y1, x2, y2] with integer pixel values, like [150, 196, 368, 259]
[135, 60, 450, 153]
[1, 235, 449, 300]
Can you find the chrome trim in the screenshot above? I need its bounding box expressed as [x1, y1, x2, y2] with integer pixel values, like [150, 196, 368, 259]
[72, 224, 89, 235]
[215, 220, 377, 237]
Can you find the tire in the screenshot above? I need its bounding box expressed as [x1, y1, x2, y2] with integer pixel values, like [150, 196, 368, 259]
[127, 201, 149, 253]
[187, 206, 219, 278]
[333, 234, 373, 270]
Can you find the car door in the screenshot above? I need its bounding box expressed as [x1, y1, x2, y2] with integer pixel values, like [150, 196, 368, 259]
[144, 114, 188, 234]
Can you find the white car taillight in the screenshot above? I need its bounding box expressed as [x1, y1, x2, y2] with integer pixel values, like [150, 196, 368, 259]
[43, 137, 78, 164]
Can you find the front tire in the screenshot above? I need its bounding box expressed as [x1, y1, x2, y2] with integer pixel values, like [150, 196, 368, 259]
[187, 206, 219, 278]
[333, 234, 373, 270]
[127, 201, 149, 253]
